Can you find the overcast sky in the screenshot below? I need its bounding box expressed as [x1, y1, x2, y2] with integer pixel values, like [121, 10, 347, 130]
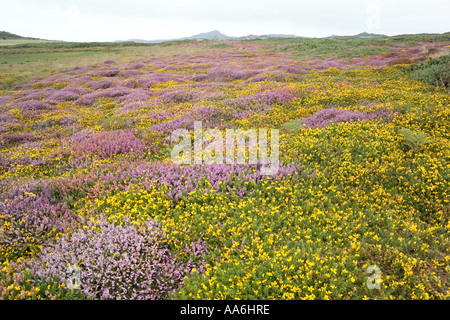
[1, 0, 449, 42]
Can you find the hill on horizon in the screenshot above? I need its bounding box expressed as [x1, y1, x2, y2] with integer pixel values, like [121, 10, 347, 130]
[0, 31, 41, 40]
[116, 30, 394, 43]
[328, 32, 388, 39]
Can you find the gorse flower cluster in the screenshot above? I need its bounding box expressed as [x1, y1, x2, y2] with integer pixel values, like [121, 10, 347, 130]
[0, 36, 449, 300]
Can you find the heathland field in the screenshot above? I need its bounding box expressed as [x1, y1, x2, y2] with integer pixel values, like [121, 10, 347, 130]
[0, 34, 449, 300]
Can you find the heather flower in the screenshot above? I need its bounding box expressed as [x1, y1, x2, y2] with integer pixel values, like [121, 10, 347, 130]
[0, 132, 39, 147]
[75, 87, 131, 106]
[58, 115, 79, 127]
[117, 70, 143, 78]
[47, 87, 89, 103]
[149, 106, 226, 132]
[0, 95, 12, 106]
[157, 89, 193, 103]
[0, 113, 15, 124]
[255, 88, 299, 105]
[114, 101, 149, 116]
[34, 215, 207, 300]
[17, 100, 52, 111]
[116, 88, 152, 103]
[71, 75, 93, 86]
[62, 130, 147, 160]
[67, 129, 94, 143]
[126, 63, 145, 70]
[90, 69, 120, 77]
[0, 191, 79, 262]
[302, 107, 395, 128]
[91, 79, 115, 90]
[129, 161, 304, 200]
[249, 74, 272, 83]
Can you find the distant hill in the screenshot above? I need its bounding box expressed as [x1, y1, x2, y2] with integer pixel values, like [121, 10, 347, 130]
[0, 31, 40, 40]
[182, 30, 229, 40]
[115, 30, 302, 43]
[328, 32, 388, 39]
[260, 34, 299, 38]
[115, 30, 394, 43]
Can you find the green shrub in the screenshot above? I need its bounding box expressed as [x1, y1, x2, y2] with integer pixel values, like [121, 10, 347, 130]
[407, 55, 450, 88]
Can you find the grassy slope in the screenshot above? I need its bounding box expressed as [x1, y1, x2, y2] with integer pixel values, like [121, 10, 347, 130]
[1, 33, 449, 91]
[0, 41, 208, 90]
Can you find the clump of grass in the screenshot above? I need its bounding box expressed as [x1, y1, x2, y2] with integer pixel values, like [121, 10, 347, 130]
[100, 115, 135, 130]
[281, 118, 304, 131]
[208, 43, 234, 48]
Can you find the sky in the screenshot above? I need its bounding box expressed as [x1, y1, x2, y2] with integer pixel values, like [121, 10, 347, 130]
[1, 0, 449, 42]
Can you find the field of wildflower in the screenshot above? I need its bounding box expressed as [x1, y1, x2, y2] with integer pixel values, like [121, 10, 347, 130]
[0, 34, 449, 300]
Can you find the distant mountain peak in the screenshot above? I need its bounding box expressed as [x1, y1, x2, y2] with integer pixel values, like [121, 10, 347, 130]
[115, 30, 303, 43]
[186, 30, 229, 40]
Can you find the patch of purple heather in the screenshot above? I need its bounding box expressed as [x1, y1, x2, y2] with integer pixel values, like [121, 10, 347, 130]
[0, 155, 48, 170]
[75, 87, 132, 106]
[302, 107, 395, 128]
[1, 132, 39, 147]
[255, 88, 300, 105]
[136, 78, 157, 88]
[16, 100, 52, 111]
[156, 88, 193, 103]
[58, 115, 79, 127]
[71, 75, 93, 86]
[90, 79, 115, 90]
[47, 87, 90, 103]
[117, 70, 143, 78]
[0, 190, 79, 262]
[14, 88, 56, 102]
[249, 74, 273, 83]
[90, 68, 120, 77]
[0, 113, 15, 124]
[34, 215, 207, 300]
[0, 95, 12, 106]
[124, 161, 304, 200]
[125, 62, 146, 70]
[61, 130, 147, 160]
[149, 106, 225, 132]
[113, 101, 149, 116]
[116, 88, 152, 103]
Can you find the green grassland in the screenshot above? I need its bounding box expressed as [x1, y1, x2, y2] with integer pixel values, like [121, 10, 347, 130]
[0, 41, 209, 90]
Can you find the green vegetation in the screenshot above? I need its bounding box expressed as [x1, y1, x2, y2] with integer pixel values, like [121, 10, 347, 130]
[0, 41, 209, 90]
[400, 128, 431, 152]
[271, 38, 392, 58]
[281, 119, 304, 131]
[0, 31, 40, 40]
[264, 33, 450, 59]
[407, 54, 450, 88]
